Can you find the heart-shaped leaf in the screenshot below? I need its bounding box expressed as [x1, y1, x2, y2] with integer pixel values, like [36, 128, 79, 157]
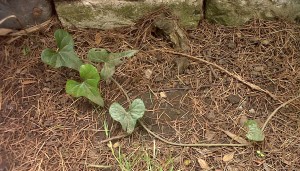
[245, 120, 264, 141]
[109, 99, 145, 134]
[66, 64, 104, 107]
[88, 48, 138, 80]
[41, 29, 83, 71]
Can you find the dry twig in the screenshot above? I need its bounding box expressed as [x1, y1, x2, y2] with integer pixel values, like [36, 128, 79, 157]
[162, 49, 279, 101]
[262, 94, 300, 131]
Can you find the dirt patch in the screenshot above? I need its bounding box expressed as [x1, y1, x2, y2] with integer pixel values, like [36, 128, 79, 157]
[0, 18, 300, 170]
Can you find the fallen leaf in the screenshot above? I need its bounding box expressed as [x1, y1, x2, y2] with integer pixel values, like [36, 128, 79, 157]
[205, 130, 216, 141]
[222, 130, 250, 145]
[197, 158, 210, 170]
[94, 33, 102, 45]
[0, 28, 13, 36]
[184, 159, 191, 166]
[223, 152, 235, 162]
[159, 92, 167, 98]
[21, 80, 36, 85]
[239, 115, 248, 126]
[236, 32, 242, 38]
[261, 39, 271, 45]
[113, 142, 120, 148]
[144, 69, 152, 79]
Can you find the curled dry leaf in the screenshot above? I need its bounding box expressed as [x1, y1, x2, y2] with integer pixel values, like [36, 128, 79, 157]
[222, 130, 250, 145]
[223, 152, 235, 162]
[0, 28, 13, 36]
[197, 158, 210, 170]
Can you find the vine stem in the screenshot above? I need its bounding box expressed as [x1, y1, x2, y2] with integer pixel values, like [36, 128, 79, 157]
[262, 94, 300, 131]
[111, 78, 250, 147]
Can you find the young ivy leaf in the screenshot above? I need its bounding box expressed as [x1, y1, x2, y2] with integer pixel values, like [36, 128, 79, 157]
[41, 29, 83, 71]
[245, 120, 265, 141]
[87, 48, 138, 80]
[66, 64, 104, 107]
[109, 99, 145, 134]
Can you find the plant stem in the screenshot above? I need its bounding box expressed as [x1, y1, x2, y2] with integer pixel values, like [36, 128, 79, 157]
[111, 78, 131, 104]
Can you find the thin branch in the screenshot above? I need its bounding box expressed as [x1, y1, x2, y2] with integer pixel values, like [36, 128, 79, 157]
[262, 94, 300, 131]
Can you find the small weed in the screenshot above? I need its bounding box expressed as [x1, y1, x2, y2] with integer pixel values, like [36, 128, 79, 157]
[41, 29, 145, 134]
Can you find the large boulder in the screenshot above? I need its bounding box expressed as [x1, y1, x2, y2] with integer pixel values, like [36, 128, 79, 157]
[54, 0, 203, 30]
[205, 0, 300, 26]
[0, 0, 53, 29]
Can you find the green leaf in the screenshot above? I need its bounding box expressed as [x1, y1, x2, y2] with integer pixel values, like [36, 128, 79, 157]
[66, 64, 104, 107]
[41, 29, 83, 71]
[87, 48, 138, 80]
[110, 50, 139, 59]
[109, 99, 145, 134]
[87, 48, 110, 63]
[245, 120, 264, 141]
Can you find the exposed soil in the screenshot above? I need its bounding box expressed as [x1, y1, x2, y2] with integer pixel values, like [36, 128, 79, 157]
[1, 17, 300, 171]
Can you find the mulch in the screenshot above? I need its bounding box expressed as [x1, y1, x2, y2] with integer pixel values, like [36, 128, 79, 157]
[0, 17, 300, 170]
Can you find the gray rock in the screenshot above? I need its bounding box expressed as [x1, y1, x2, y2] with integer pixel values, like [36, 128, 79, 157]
[54, 0, 203, 30]
[0, 0, 53, 29]
[205, 0, 300, 26]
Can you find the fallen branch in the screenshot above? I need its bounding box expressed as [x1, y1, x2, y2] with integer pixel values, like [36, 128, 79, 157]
[111, 78, 250, 147]
[262, 94, 300, 131]
[162, 50, 279, 101]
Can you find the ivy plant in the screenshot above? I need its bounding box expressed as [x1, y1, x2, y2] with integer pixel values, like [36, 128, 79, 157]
[66, 64, 104, 107]
[244, 120, 265, 141]
[88, 48, 138, 80]
[41, 29, 83, 71]
[41, 29, 144, 134]
[109, 99, 145, 134]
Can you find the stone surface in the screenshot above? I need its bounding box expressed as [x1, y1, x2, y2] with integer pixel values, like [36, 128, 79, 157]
[205, 0, 300, 26]
[54, 0, 203, 30]
[0, 0, 53, 29]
